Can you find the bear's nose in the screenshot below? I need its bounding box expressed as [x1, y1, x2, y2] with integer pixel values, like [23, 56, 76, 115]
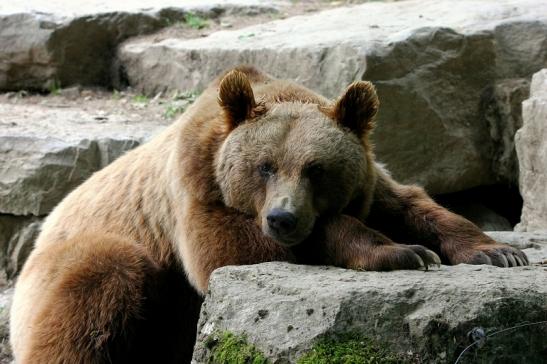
[267, 208, 297, 235]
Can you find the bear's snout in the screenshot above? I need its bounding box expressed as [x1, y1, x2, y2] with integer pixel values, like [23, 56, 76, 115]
[267, 208, 298, 235]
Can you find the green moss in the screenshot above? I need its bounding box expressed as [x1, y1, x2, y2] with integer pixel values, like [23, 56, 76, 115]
[184, 12, 209, 29]
[207, 332, 269, 364]
[297, 334, 404, 364]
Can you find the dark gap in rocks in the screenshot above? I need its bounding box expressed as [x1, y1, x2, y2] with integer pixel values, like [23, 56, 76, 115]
[434, 184, 523, 231]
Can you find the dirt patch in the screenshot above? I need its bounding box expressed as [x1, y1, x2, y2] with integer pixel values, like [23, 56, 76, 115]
[0, 87, 196, 124]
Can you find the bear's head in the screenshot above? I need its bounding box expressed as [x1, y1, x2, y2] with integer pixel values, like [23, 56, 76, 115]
[215, 70, 379, 246]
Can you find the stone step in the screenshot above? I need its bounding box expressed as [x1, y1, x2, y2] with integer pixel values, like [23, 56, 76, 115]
[192, 232, 547, 363]
[0, 0, 282, 91]
[119, 0, 547, 195]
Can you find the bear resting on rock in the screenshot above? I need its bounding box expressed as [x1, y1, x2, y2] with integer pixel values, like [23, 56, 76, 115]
[10, 66, 529, 363]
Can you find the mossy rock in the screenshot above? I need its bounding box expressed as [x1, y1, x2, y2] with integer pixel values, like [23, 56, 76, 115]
[205, 332, 269, 364]
[297, 334, 405, 364]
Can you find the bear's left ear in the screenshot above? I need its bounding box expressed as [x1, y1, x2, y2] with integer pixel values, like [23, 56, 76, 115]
[332, 81, 379, 138]
[218, 70, 257, 130]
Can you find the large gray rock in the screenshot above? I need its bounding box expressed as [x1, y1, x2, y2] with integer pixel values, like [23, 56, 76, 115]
[0, 0, 280, 91]
[192, 232, 547, 364]
[0, 103, 168, 216]
[515, 69, 547, 232]
[120, 0, 547, 194]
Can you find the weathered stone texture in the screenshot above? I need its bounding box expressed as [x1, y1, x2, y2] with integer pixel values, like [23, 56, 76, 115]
[515, 69, 547, 232]
[0, 216, 41, 279]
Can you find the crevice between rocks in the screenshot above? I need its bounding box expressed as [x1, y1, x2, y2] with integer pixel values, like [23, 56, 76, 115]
[435, 184, 523, 231]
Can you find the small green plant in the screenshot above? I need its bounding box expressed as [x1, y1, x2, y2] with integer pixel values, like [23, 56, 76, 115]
[163, 104, 186, 119]
[163, 90, 200, 119]
[297, 334, 403, 364]
[48, 79, 61, 95]
[207, 332, 269, 364]
[132, 94, 149, 104]
[184, 12, 209, 29]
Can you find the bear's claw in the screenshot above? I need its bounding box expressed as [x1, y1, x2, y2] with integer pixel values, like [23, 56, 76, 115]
[406, 245, 441, 270]
[458, 244, 529, 267]
[373, 244, 442, 271]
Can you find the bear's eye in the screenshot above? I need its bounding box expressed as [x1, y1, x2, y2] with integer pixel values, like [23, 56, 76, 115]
[258, 162, 275, 179]
[306, 163, 325, 180]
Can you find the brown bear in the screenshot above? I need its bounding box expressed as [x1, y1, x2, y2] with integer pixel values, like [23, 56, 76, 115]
[10, 66, 528, 363]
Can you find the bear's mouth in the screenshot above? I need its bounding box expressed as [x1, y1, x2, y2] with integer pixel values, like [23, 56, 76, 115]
[264, 230, 303, 247]
[262, 222, 314, 247]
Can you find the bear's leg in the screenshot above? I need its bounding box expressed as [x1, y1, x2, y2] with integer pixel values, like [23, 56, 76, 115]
[16, 233, 191, 364]
[294, 215, 441, 271]
[366, 171, 529, 267]
[183, 200, 439, 283]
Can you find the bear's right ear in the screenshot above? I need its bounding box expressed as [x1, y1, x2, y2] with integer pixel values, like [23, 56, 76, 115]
[218, 70, 257, 130]
[332, 81, 379, 138]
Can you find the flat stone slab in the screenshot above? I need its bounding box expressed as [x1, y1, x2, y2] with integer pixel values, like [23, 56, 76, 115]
[193, 232, 547, 363]
[0, 102, 169, 216]
[0, 0, 281, 91]
[120, 0, 547, 194]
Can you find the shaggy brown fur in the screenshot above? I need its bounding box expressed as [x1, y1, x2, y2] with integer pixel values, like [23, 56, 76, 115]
[10, 66, 528, 363]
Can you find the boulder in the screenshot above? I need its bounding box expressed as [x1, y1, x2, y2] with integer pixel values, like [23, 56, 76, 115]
[120, 0, 547, 194]
[192, 232, 547, 364]
[0, 103, 168, 216]
[0, 0, 280, 91]
[515, 69, 547, 232]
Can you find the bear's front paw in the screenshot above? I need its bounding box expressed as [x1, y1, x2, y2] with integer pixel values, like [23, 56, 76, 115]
[350, 244, 441, 271]
[450, 243, 529, 267]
